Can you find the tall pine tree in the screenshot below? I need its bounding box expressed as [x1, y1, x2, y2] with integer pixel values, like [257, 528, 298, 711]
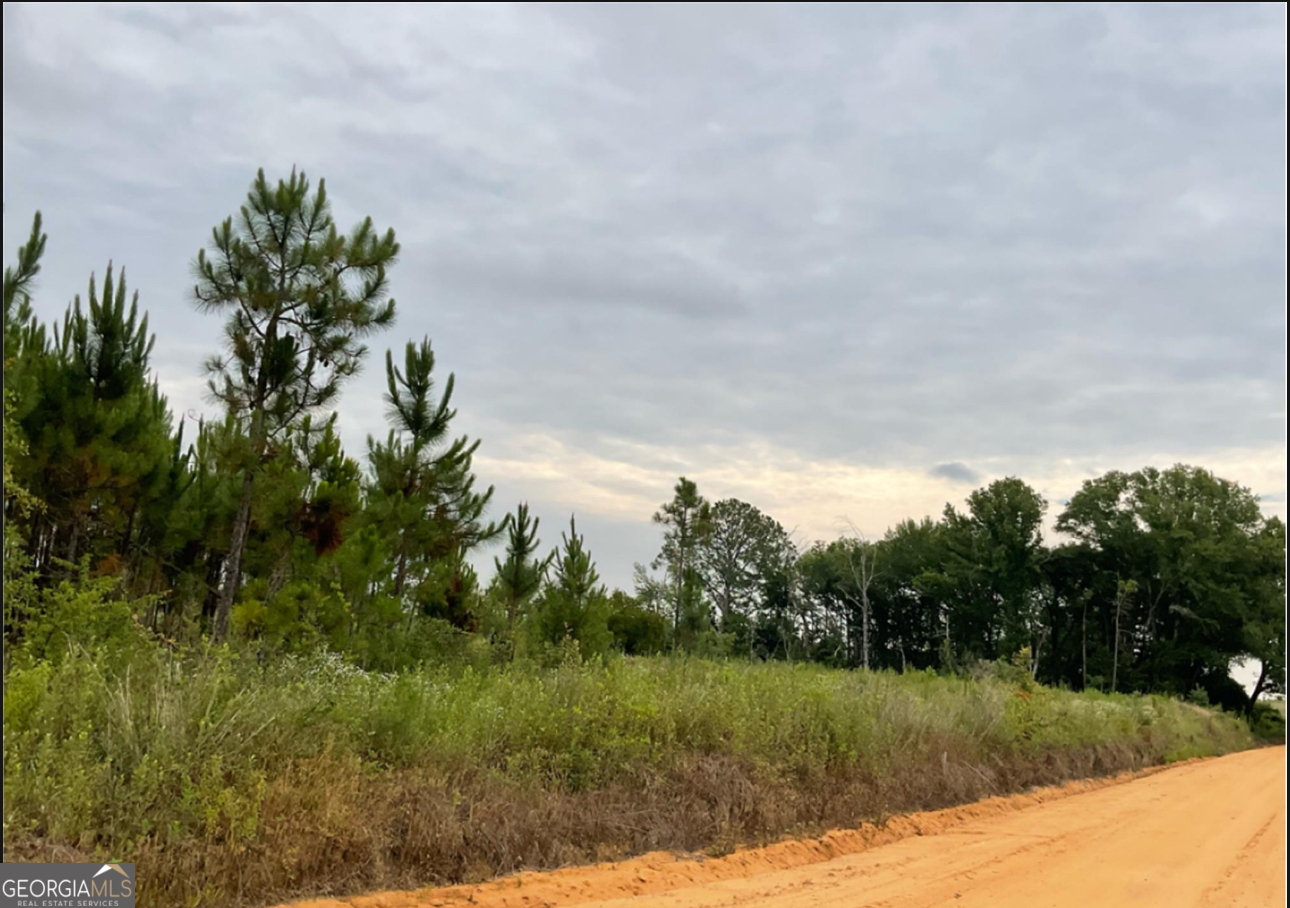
[651, 477, 711, 640]
[19, 264, 173, 575]
[193, 168, 399, 641]
[366, 337, 498, 627]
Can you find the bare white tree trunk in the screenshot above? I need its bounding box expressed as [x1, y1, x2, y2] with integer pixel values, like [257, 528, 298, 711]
[1111, 579, 1135, 693]
[213, 470, 255, 643]
[844, 519, 878, 671]
[1031, 625, 1049, 679]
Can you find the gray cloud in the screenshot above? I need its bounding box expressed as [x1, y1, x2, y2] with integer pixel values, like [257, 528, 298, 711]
[928, 463, 982, 485]
[3, 2, 1284, 587]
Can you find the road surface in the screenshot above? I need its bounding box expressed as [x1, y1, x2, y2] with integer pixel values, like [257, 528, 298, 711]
[287, 745, 1285, 908]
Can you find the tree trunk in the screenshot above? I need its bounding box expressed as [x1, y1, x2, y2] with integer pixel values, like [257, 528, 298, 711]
[393, 546, 409, 598]
[722, 577, 733, 632]
[861, 593, 870, 670]
[212, 469, 255, 643]
[66, 520, 81, 565]
[1112, 597, 1121, 694]
[40, 522, 54, 574]
[1247, 660, 1269, 717]
[266, 545, 291, 598]
[121, 501, 139, 588]
[675, 544, 685, 637]
[1081, 600, 1088, 691]
[942, 611, 952, 665]
[1031, 626, 1048, 679]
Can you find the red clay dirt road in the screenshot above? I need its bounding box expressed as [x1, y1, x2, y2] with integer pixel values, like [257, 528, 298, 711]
[287, 745, 1285, 908]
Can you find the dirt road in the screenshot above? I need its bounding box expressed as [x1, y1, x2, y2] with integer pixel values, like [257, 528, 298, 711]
[287, 746, 1285, 908]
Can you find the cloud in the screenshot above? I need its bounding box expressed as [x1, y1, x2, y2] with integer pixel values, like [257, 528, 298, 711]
[3, 2, 1284, 588]
[928, 462, 981, 485]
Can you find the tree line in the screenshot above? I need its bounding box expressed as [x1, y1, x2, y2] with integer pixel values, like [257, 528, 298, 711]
[3, 168, 1284, 712]
[637, 472, 1284, 712]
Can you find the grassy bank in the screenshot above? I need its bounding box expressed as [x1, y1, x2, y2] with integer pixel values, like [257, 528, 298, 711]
[3, 648, 1254, 907]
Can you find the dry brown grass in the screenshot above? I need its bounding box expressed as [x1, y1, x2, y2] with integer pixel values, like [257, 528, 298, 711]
[11, 739, 1164, 906]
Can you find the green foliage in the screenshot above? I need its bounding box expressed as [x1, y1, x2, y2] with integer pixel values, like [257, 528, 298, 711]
[650, 476, 711, 641]
[232, 578, 349, 654]
[606, 591, 670, 655]
[193, 167, 399, 439]
[364, 337, 497, 630]
[799, 536, 880, 667]
[2, 210, 48, 373]
[1056, 466, 1280, 699]
[12, 262, 174, 579]
[926, 478, 1048, 662]
[1242, 518, 1286, 705]
[493, 502, 552, 637]
[1248, 700, 1286, 742]
[4, 175, 503, 670]
[192, 167, 400, 641]
[696, 498, 795, 631]
[3, 384, 42, 666]
[5, 569, 152, 671]
[527, 517, 612, 661]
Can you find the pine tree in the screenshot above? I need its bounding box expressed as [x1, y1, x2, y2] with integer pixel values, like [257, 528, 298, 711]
[651, 477, 711, 640]
[494, 502, 552, 634]
[3, 214, 47, 663]
[193, 168, 399, 641]
[550, 516, 602, 604]
[366, 337, 498, 622]
[3, 211, 47, 369]
[129, 416, 195, 604]
[531, 516, 611, 658]
[158, 415, 244, 631]
[3, 211, 47, 519]
[248, 412, 362, 600]
[20, 264, 173, 574]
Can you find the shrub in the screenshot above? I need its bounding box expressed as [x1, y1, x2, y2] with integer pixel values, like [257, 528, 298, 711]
[607, 601, 669, 655]
[6, 569, 153, 671]
[1249, 700, 1286, 742]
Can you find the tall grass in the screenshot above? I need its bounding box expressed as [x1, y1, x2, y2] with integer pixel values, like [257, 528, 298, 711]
[3, 646, 1254, 906]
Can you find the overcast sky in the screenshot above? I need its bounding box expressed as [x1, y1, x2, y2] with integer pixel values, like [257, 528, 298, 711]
[3, 2, 1286, 592]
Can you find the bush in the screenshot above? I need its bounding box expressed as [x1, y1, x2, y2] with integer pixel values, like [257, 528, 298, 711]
[970, 652, 1034, 689]
[1249, 700, 1286, 742]
[607, 601, 669, 655]
[231, 578, 350, 654]
[6, 569, 153, 671]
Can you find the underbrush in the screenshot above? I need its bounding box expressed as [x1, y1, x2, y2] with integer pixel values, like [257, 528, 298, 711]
[3, 644, 1255, 906]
